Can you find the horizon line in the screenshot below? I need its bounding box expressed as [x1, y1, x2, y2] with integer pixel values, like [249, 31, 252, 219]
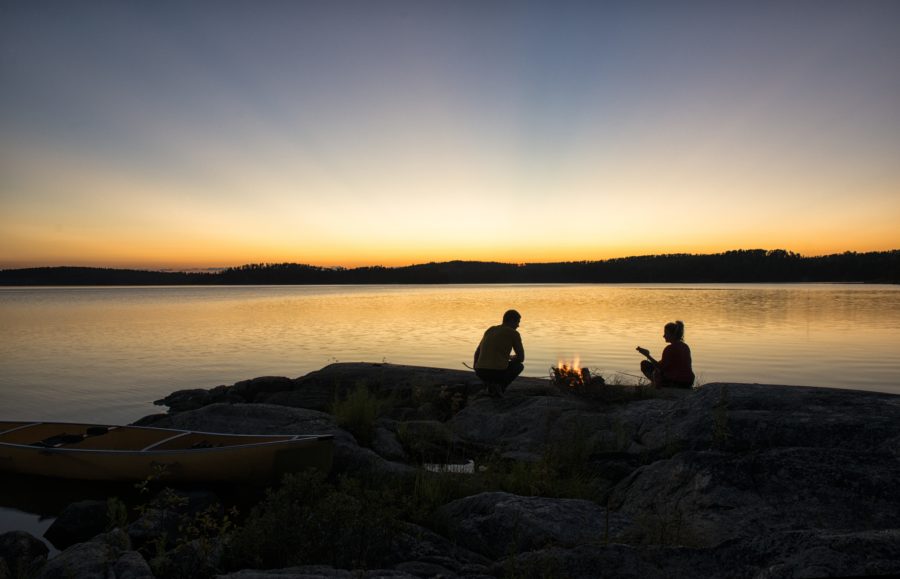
[4, 248, 899, 274]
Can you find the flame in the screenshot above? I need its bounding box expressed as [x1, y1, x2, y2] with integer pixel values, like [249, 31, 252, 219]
[557, 355, 581, 372]
[554, 355, 591, 389]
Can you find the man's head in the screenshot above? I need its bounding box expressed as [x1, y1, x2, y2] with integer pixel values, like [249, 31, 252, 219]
[502, 309, 521, 328]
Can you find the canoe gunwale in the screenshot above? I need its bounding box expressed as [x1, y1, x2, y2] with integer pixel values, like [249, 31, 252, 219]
[0, 421, 334, 455]
[0, 434, 334, 456]
[141, 431, 190, 451]
[0, 421, 335, 483]
[0, 422, 42, 436]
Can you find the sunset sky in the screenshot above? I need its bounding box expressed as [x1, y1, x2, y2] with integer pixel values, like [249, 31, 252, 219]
[2, 1, 899, 269]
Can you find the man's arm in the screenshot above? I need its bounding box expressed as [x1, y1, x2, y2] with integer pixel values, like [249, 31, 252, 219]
[511, 333, 524, 363]
[473, 345, 481, 367]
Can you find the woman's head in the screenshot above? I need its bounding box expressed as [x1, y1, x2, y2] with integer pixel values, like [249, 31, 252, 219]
[664, 320, 685, 342]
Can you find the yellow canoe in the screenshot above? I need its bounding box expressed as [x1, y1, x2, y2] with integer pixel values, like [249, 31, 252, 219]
[0, 421, 333, 484]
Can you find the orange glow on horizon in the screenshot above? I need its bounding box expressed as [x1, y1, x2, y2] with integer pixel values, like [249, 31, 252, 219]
[3, 239, 899, 272]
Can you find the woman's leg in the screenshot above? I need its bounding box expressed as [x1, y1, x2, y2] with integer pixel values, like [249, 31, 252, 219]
[640, 360, 654, 380]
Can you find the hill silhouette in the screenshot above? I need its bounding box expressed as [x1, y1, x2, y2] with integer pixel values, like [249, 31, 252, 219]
[1, 249, 897, 285]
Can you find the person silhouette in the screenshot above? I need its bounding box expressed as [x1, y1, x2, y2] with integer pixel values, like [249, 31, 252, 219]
[636, 320, 695, 388]
[473, 309, 525, 397]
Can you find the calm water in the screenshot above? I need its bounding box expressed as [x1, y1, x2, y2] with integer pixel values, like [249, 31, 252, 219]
[2, 283, 900, 541]
[2, 284, 899, 426]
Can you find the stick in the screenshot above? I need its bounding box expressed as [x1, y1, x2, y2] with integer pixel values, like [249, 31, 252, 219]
[461, 362, 474, 370]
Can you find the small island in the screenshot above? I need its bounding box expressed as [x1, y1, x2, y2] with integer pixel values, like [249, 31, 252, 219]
[3, 362, 899, 578]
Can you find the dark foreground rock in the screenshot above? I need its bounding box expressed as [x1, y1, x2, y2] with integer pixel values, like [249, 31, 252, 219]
[36, 530, 152, 579]
[22, 363, 900, 579]
[0, 531, 48, 579]
[436, 492, 633, 560]
[43, 499, 108, 550]
[504, 528, 900, 579]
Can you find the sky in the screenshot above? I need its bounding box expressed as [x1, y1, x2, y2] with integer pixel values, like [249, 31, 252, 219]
[1, 1, 899, 269]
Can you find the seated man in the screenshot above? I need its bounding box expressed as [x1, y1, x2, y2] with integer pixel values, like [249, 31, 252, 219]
[473, 309, 525, 397]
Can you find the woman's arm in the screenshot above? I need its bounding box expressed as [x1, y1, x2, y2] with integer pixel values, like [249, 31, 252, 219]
[636, 346, 657, 365]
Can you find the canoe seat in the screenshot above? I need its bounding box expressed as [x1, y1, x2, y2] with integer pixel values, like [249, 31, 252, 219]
[31, 433, 85, 448]
[30, 426, 112, 448]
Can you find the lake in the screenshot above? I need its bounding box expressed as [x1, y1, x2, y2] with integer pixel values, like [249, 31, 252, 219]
[2, 283, 900, 542]
[2, 283, 899, 427]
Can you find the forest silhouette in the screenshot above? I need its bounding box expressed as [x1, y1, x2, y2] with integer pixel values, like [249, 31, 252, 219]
[1, 249, 897, 285]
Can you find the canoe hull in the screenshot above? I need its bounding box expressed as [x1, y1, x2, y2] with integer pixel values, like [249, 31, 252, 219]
[0, 422, 333, 484]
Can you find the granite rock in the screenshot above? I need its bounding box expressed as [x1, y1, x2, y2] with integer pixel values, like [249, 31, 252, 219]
[0, 531, 49, 579]
[436, 492, 632, 559]
[121, 364, 900, 577]
[37, 530, 151, 579]
[43, 499, 108, 550]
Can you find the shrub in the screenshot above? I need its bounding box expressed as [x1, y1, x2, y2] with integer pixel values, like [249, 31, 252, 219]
[225, 471, 400, 571]
[331, 381, 383, 446]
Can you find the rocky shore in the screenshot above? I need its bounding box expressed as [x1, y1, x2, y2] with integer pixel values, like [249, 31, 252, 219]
[3, 362, 900, 578]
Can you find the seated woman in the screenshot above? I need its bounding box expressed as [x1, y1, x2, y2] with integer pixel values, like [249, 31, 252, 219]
[636, 320, 695, 388]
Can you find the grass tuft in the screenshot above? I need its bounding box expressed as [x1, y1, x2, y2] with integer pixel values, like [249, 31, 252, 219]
[331, 381, 384, 446]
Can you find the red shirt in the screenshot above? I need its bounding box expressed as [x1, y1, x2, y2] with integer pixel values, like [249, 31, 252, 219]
[659, 341, 694, 383]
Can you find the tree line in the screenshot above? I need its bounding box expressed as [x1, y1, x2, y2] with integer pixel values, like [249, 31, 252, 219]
[1, 249, 897, 285]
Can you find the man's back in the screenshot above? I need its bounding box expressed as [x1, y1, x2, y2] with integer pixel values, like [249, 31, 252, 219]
[475, 324, 522, 370]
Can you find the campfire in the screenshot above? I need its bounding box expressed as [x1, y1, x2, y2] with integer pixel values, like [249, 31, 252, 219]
[551, 356, 603, 389]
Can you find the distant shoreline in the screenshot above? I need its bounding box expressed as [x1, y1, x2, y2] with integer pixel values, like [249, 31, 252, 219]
[1, 249, 898, 285]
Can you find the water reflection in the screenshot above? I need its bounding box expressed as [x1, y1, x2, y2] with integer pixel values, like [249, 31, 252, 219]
[1, 284, 898, 426]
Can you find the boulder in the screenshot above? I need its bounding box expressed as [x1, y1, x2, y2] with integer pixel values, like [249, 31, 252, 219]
[436, 492, 632, 560]
[128, 488, 222, 549]
[258, 362, 500, 415]
[43, 499, 108, 549]
[142, 402, 414, 478]
[153, 377, 299, 414]
[448, 395, 596, 456]
[152, 362, 556, 417]
[153, 387, 227, 413]
[496, 543, 655, 579]
[143, 402, 338, 437]
[232, 376, 298, 402]
[113, 550, 156, 579]
[37, 530, 151, 579]
[127, 507, 181, 549]
[633, 382, 900, 455]
[610, 447, 900, 547]
[391, 420, 454, 461]
[387, 521, 491, 572]
[0, 531, 49, 579]
[502, 528, 900, 579]
[152, 536, 226, 579]
[371, 424, 407, 462]
[217, 567, 418, 578]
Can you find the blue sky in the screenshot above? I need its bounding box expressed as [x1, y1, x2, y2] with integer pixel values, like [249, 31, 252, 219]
[2, 0, 898, 268]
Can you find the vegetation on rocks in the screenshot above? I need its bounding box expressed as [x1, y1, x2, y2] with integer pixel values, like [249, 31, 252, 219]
[330, 382, 385, 446]
[6, 362, 900, 579]
[225, 471, 401, 571]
